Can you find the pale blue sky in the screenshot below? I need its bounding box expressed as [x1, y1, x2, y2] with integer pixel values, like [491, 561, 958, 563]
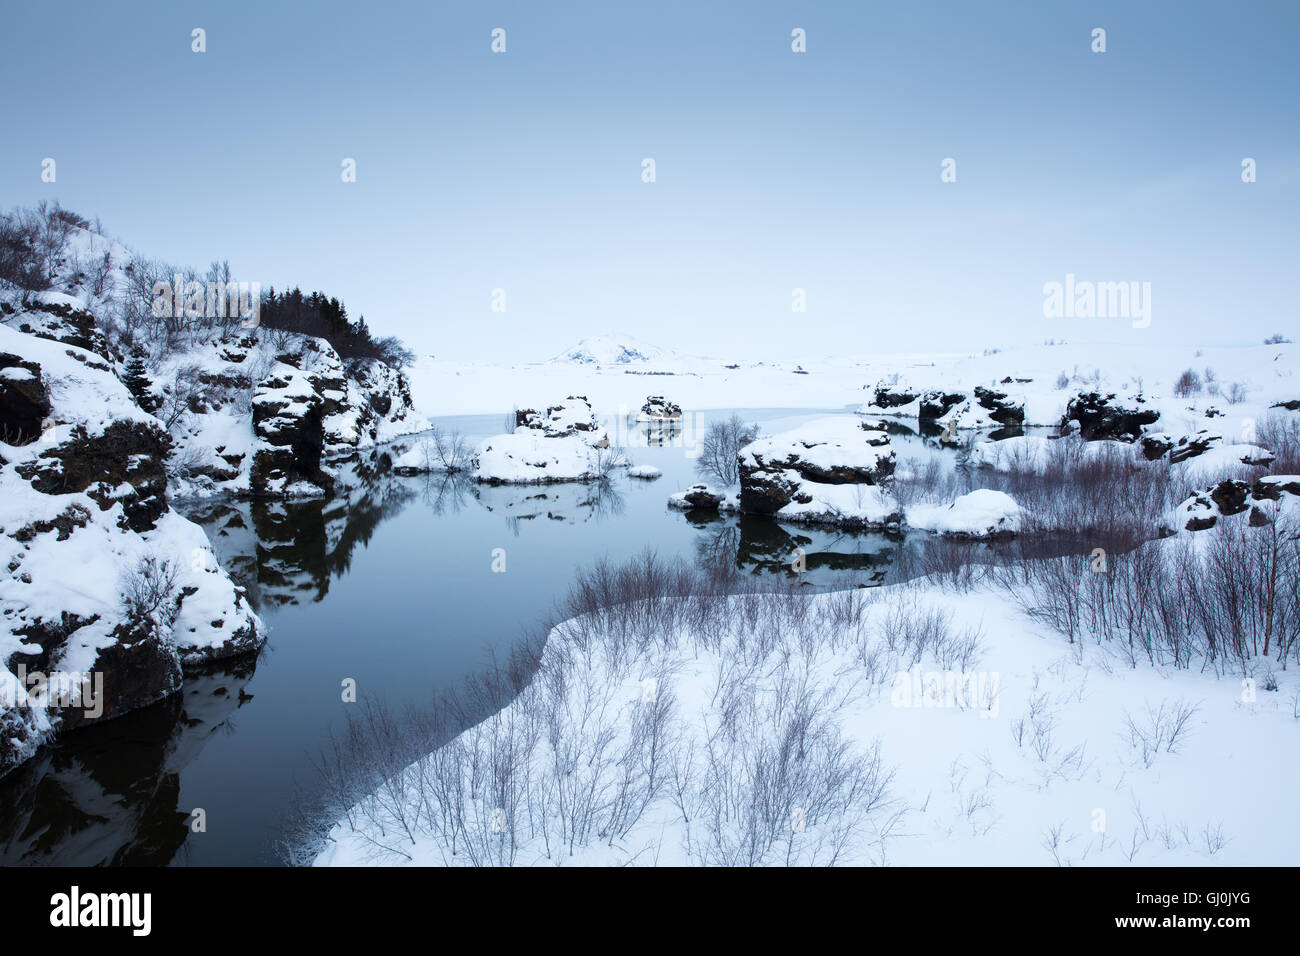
[2, 0, 1296, 360]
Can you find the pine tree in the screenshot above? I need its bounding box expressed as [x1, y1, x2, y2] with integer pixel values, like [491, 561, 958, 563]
[122, 348, 156, 412]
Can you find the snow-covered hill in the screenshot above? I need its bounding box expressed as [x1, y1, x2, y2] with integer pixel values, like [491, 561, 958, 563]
[549, 334, 682, 366]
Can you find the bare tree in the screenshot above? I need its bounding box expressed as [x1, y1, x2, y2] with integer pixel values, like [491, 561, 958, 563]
[695, 414, 758, 487]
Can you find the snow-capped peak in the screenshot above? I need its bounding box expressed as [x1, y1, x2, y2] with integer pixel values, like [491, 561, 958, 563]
[550, 335, 667, 366]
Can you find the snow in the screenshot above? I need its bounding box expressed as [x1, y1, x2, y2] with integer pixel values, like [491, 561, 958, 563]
[742, 416, 894, 475]
[1, 316, 263, 773]
[407, 341, 1298, 459]
[627, 465, 662, 479]
[474, 432, 610, 484]
[906, 489, 1023, 537]
[316, 540, 1300, 866]
[550, 335, 678, 366]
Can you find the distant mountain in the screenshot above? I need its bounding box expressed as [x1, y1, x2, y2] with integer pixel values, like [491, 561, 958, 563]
[550, 335, 671, 365]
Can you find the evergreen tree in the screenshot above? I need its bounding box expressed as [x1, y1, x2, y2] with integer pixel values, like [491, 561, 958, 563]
[122, 348, 156, 412]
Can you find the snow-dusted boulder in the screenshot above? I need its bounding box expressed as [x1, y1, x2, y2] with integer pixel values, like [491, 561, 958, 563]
[738, 417, 900, 528]
[473, 396, 617, 484]
[668, 483, 737, 512]
[0, 325, 263, 776]
[514, 395, 609, 445]
[1062, 391, 1159, 442]
[474, 432, 617, 484]
[859, 381, 1024, 433]
[638, 396, 681, 421]
[1167, 475, 1300, 533]
[906, 489, 1022, 538]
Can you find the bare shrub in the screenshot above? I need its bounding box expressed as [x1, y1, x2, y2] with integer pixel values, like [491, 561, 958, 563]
[119, 554, 179, 633]
[157, 363, 207, 432]
[1122, 698, 1200, 768]
[1257, 412, 1300, 473]
[1173, 368, 1203, 398]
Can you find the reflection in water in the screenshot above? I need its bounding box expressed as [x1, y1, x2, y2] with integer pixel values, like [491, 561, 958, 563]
[689, 512, 903, 586]
[476, 478, 625, 534]
[0, 658, 256, 866]
[186, 458, 418, 609]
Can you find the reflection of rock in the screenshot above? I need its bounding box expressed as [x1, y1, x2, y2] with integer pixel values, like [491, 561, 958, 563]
[180, 454, 416, 608]
[0, 658, 253, 866]
[686, 513, 900, 584]
[641, 420, 683, 446]
[475, 479, 624, 527]
[733, 516, 899, 582]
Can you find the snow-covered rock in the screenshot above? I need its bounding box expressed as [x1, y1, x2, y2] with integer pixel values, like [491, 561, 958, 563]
[513, 395, 609, 445]
[1166, 475, 1300, 533]
[638, 395, 682, 421]
[737, 417, 901, 528]
[906, 489, 1022, 538]
[0, 325, 263, 777]
[473, 396, 617, 484]
[1062, 391, 1160, 442]
[474, 432, 616, 485]
[627, 464, 662, 479]
[667, 483, 738, 512]
[0, 214, 423, 502]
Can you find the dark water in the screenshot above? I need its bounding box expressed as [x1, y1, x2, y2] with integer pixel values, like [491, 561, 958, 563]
[0, 407, 1021, 866]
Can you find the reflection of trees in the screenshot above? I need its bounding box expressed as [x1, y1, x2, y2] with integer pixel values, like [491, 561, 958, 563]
[0, 658, 255, 866]
[420, 472, 474, 515]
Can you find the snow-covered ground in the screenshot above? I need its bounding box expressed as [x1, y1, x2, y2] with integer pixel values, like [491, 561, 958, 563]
[409, 337, 1297, 434]
[315, 529, 1299, 867]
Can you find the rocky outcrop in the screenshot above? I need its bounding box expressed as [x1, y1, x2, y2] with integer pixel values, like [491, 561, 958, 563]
[251, 362, 332, 497]
[862, 382, 1024, 434]
[667, 483, 732, 512]
[2, 294, 115, 363]
[0, 352, 51, 444]
[243, 339, 420, 497]
[1062, 392, 1159, 442]
[17, 420, 171, 532]
[736, 418, 900, 528]
[1, 324, 264, 778]
[514, 395, 608, 445]
[1169, 475, 1300, 533]
[639, 395, 682, 420]
[972, 385, 1026, 425]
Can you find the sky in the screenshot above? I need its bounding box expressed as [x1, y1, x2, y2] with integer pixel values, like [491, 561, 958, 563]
[1, 0, 1296, 362]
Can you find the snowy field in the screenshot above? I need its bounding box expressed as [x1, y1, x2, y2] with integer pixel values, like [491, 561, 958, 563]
[316, 537, 1299, 867]
[408, 335, 1297, 430]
